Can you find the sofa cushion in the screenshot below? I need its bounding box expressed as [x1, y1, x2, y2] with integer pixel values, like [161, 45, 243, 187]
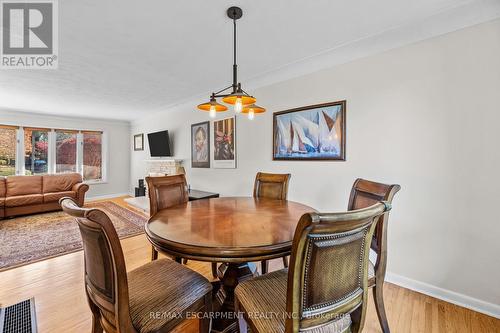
[0, 177, 6, 197]
[5, 194, 43, 207]
[43, 191, 76, 203]
[0, 197, 4, 207]
[43, 173, 82, 193]
[6, 176, 43, 196]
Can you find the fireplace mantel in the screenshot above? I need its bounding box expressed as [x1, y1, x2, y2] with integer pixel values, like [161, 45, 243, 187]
[144, 159, 183, 176]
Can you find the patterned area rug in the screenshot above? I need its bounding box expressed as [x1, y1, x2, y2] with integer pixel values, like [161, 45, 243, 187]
[0, 201, 147, 272]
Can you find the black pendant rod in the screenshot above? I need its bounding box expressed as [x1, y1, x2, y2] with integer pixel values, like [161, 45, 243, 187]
[232, 15, 237, 92]
[210, 6, 244, 98]
[226, 6, 242, 93]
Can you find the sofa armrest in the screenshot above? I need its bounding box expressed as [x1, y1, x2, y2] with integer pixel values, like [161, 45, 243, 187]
[72, 182, 89, 207]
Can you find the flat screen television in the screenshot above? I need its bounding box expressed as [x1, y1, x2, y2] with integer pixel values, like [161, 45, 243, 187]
[147, 130, 172, 157]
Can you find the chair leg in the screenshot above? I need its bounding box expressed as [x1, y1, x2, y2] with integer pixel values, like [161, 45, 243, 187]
[373, 284, 390, 333]
[212, 262, 218, 278]
[89, 303, 103, 333]
[199, 293, 212, 333]
[151, 246, 158, 261]
[183, 258, 188, 264]
[174, 256, 182, 263]
[261, 260, 268, 274]
[91, 314, 103, 333]
[282, 256, 289, 268]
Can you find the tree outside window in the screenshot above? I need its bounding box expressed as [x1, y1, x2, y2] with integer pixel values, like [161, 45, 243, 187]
[0, 127, 17, 176]
[56, 131, 77, 173]
[83, 132, 102, 181]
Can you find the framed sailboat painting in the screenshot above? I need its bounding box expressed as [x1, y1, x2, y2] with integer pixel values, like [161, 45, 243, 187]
[273, 100, 346, 161]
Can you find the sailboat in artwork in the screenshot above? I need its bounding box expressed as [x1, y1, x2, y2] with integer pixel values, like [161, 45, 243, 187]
[294, 115, 319, 148]
[276, 118, 291, 154]
[291, 120, 314, 153]
[275, 106, 342, 157]
[318, 110, 340, 154]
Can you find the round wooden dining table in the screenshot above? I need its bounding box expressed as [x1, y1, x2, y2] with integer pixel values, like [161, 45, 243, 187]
[145, 196, 315, 333]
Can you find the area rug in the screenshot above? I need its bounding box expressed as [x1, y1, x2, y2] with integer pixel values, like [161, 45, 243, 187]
[0, 201, 147, 272]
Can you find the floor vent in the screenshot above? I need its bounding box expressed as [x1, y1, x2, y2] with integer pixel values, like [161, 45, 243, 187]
[0, 298, 37, 333]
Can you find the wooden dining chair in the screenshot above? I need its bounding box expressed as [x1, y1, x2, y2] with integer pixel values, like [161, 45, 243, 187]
[60, 197, 212, 333]
[348, 178, 401, 333]
[146, 174, 189, 262]
[253, 172, 291, 274]
[147, 174, 219, 278]
[235, 202, 392, 333]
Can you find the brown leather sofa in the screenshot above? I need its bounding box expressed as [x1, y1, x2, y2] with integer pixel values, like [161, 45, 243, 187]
[0, 173, 88, 218]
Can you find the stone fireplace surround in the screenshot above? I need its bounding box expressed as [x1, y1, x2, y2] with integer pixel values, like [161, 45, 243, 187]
[126, 159, 184, 213]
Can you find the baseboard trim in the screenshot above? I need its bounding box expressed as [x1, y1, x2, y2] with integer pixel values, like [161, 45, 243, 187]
[386, 272, 500, 319]
[86, 192, 130, 201]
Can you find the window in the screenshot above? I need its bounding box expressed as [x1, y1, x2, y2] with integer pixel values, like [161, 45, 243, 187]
[0, 125, 105, 182]
[83, 132, 102, 181]
[56, 131, 77, 173]
[24, 128, 49, 175]
[0, 126, 17, 176]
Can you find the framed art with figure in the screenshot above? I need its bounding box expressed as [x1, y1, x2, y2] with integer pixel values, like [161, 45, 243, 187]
[212, 116, 236, 169]
[273, 100, 346, 161]
[191, 121, 210, 168]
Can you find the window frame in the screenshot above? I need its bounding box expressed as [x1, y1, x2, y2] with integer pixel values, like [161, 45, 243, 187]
[0, 125, 107, 184]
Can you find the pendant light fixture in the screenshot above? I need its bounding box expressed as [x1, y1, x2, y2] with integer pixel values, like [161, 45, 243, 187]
[197, 6, 265, 119]
[241, 104, 265, 120]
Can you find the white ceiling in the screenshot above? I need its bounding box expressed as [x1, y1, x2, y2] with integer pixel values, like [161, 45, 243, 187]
[0, 0, 499, 121]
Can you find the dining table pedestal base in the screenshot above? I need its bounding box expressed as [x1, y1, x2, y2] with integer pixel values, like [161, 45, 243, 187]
[145, 197, 315, 332]
[211, 262, 257, 333]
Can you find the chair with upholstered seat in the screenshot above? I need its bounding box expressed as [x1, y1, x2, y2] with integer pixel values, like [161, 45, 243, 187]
[147, 174, 220, 279]
[60, 197, 212, 333]
[146, 174, 189, 262]
[253, 172, 291, 274]
[348, 179, 400, 333]
[235, 202, 391, 333]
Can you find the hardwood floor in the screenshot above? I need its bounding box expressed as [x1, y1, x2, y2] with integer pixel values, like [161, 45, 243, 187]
[0, 196, 499, 333]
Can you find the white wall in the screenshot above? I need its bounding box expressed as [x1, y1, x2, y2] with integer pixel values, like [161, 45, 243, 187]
[0, 110, 130, 198]
[131, 19, 500, 315]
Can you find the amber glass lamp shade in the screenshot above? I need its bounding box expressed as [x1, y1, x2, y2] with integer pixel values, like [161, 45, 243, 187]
[242, 104, 265, 120]
[197, 99, 228, 112]
[241, 104, 265, 114]
[198, 98, 228, 118]
[221, 94, 256, 105]
[222, 93, 255, 114]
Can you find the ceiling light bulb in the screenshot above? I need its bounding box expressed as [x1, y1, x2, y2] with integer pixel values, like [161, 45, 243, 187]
[209, 105, 217, 118]
[234, 97, 242, 113]
[248, 109, 255, 120]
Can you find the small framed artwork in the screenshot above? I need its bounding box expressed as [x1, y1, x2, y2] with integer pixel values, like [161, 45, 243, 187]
[273, 100, 346, 161]
[212, 116, 236, 168]
[191, 121, 210, 168]
[134, 133, 144, 151]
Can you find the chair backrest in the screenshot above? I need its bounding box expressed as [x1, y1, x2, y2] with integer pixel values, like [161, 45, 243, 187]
[348, 179, 400, 276]
[253, 172, 291, 200]
[60, 197, 133, 333]
[286, 202, 391, 333]
[146, 174, 189, 216]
